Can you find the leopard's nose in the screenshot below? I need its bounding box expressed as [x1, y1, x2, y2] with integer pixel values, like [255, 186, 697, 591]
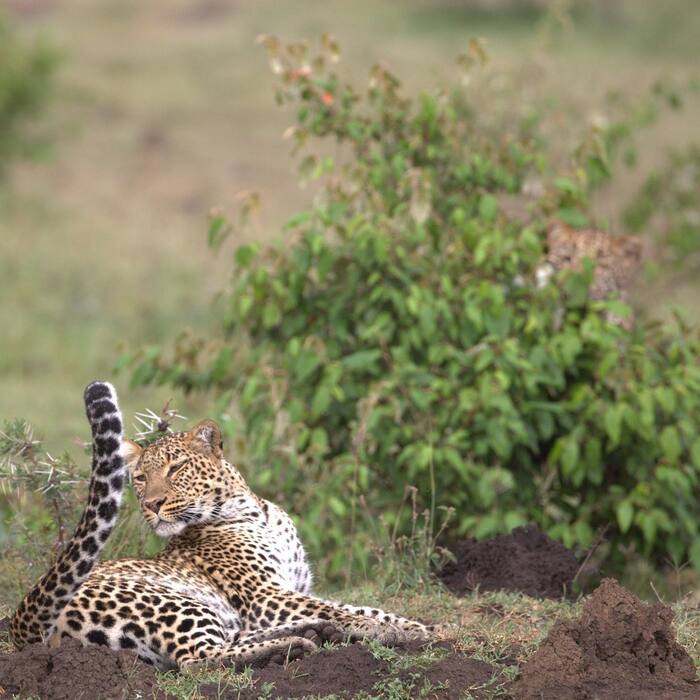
[144, 497, 165, 514]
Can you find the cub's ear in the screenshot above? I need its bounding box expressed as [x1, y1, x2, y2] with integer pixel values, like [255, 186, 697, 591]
[120, 439, 143, 471]
[546, 220, 567, 246]
[187, 419, 223, 459]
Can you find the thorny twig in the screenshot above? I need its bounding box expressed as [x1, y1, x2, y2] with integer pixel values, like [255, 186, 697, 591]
[0, 421, 86, 556]
[0, 401, 186, 554]
[133, 400, 187, 442]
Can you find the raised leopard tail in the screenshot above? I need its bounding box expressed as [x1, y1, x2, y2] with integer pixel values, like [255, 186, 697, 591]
[10, 381, 127, 648]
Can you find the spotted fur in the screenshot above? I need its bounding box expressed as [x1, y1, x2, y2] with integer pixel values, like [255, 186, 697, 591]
[12, 384, 444, 670]
[11, 381, 127, 648]
[539, 221, 643, 327]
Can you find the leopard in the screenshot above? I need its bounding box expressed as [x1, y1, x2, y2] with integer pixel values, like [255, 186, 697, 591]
[537, 220, 644, 328]
[11, 381, 444, 671]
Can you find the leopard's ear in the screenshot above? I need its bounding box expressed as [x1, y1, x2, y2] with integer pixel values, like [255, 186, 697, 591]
[622, 234, 644, 261]
[120, 439, 143, 471]
[546, 220, 568, 246]
[187, 419, 223, 459]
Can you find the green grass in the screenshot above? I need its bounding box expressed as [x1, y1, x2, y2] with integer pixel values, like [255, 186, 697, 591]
[1, 536, 699, 697]
[147, 585, 700, 699]
[0, 583, 683, 699]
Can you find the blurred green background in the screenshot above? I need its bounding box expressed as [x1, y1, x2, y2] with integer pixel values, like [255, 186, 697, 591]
[1, 0, 699, 452]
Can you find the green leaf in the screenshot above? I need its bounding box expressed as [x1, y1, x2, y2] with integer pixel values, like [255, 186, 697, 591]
[616, 500, 634, 533]
[209, 347, 233, 383]
[310, 428, 329, 455]
[113, 351, 134, 373]
[329, 495, 346, 517]
[655, 466, 691, 495]
[410, 388, 433, 411]
[560, 437, 580, 478]
[690, 539, 700, 573]
[660, 426, 681, 464]
[563, 270, 590, 307]
[341, 349, 382, 371]
[262, 301, 281, 328]
[294, 349, 321, 382]
[311, 385, 332, 419]
[207, 213, 230, 249]
[478, 194, 498, 222]
[654, 387, 676, 414]
[283, 210, 315, 230]
[554, 176, 579, 195]
[234, 243, 258, 268]
[237, 294, 253, 319]
[574, 520, 593, 548]
[604, 406, 623, 447]
[555, 207, 589, 228]
[585, 437, 603, 485]
[690, 438, 700, 471]
[640, 512, 657, 547]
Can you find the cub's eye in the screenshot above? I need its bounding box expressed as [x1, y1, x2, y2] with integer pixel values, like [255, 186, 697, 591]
[132, 474, 145, 486]
[167, 459, 189, 478]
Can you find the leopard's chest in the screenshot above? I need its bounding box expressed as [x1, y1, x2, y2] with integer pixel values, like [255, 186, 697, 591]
[169, 510, 312, 602]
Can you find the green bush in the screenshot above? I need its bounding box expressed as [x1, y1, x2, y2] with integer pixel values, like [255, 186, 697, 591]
[125, 37, 700, 581]
[0, 15, 57, 173]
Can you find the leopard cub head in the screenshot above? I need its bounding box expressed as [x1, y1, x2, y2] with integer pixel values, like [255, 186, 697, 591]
[121, 420, 249, 537]
[546, 221, 643, 272]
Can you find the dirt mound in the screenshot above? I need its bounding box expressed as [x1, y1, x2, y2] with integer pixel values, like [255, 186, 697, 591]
[439, 524, 578, 599]
[0, 636, 165, 700]
[398, 649, 497, 700]
[199, 642, 497, 699]
[0, 618, 499, 700]
[511, 578, 700, 699]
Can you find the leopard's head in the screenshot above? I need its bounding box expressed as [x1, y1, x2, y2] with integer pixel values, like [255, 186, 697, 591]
[121, 420, 250, 536]
[545, 221, 578, 269]
[612, 234, 644, 266]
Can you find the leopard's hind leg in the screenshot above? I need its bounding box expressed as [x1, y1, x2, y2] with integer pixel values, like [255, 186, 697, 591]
[237, 621, 346, 646]
[248, 587, 446, 645]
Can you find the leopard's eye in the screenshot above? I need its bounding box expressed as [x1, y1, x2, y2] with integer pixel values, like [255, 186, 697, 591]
[167, 459, 189, 478]
[132, 473, 146, 486]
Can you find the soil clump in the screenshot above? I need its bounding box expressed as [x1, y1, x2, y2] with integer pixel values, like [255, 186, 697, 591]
[0, 619, 498, 699]
[200, 641, 498, 699]
[439, 524, 578, 599]
[511, 577, 700, 699]
[0, 635, 165, 700]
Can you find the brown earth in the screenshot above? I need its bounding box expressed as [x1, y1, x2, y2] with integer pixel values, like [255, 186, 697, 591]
[5, 578, 696, 700]
[0, 625, 497, 700]
[439, 524, 579, 599]
[511, 577, 700, 700]
[199, 641, 498, 699]
[0, 637, 166, 700]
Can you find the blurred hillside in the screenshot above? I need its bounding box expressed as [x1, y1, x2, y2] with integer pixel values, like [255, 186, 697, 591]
[1, 0, 699, 451]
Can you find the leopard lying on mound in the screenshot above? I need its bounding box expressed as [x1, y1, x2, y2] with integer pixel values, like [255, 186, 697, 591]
[11, 382, 444, 670]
